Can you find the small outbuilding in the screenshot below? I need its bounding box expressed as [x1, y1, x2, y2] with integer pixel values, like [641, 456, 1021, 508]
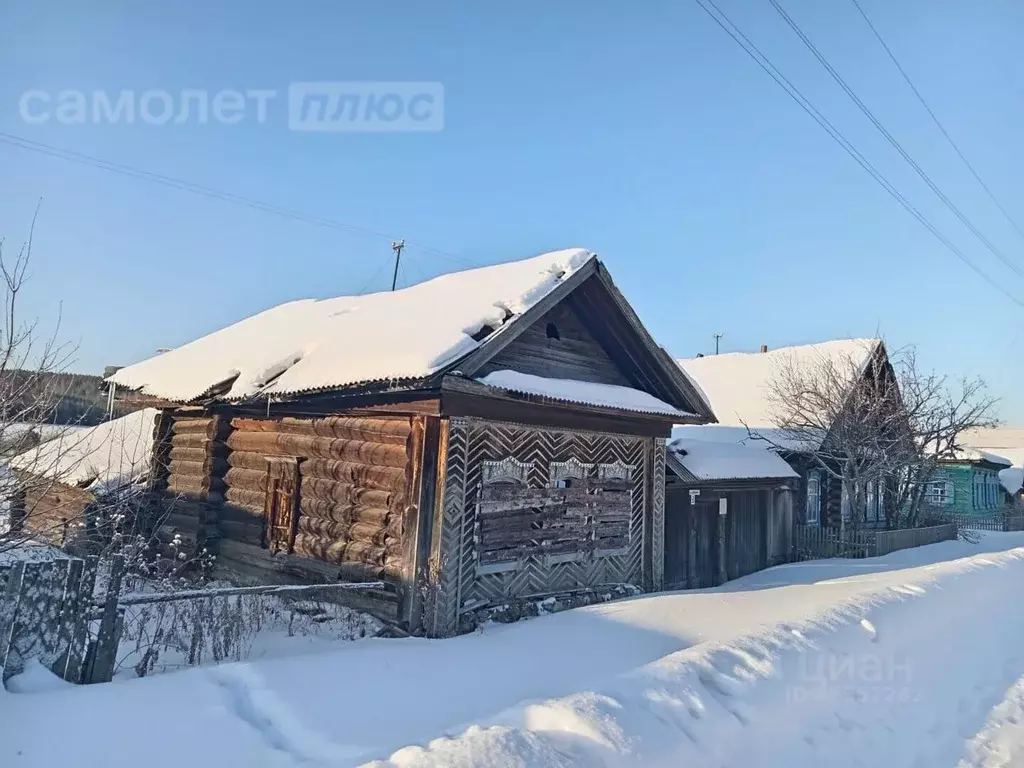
[664, 427, 798, 588]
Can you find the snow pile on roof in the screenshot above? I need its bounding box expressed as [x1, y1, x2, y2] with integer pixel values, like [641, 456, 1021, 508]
[953, 447, 1012, 467]
[669, 425, 797, 481]
[999, 466, 1024, 495]
[960, 427, 1024, 466]
[109, 249, 595, 403]
[477, 370, 690, 417]
[677, 339, 880, 431]
[10, 408, 158, 493]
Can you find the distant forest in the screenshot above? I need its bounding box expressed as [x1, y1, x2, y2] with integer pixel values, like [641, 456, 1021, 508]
[3, 371, 137, 426]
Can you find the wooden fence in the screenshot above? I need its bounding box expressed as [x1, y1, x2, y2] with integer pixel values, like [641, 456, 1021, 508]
[1, 554, 389, 686]
[793, 523, 958, 562]
[930, 513, 1024, 532]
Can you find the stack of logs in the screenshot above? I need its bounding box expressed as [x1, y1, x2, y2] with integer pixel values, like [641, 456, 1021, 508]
[222, 415, 413, 581]
[158, 413, 231, 552]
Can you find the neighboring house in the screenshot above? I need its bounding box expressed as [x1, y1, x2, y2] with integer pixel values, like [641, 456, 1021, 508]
[664, 426, 798, 588]
[959, 427, 1024, 505]
[107, 249, 713, 636]
[7, 408, 158, 546]
[926, 448, 1013, 517]
[677, 339, 897, 530]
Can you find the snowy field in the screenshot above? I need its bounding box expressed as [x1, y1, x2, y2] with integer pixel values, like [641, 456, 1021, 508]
[5, 534, 1024, 767]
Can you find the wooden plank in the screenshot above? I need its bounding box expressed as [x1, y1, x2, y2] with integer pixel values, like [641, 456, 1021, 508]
[87, 555, 124, 684]
[226, 431, 410, 469]
[64, 556, 97, 684]
[0, 562, 26, 676]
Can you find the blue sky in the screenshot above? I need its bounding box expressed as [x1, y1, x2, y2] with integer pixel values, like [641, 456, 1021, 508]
[2, 1, 1023, 419]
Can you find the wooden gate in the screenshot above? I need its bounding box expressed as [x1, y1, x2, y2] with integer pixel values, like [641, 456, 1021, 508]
[263, 457, 301, 554]
[664, 493, 719, 589]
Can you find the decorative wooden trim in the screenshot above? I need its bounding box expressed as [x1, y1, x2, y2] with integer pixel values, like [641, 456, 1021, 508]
[597, 460, 635, 483]
[651, 438, 666, 591]
[548, 457, 593, 486]
[481, 457, 531, 485]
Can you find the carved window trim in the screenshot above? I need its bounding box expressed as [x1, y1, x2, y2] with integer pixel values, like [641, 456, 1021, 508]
[548, 457, 593, 488]
[596, 460, 635, 483]
[480, 457, 531, 486]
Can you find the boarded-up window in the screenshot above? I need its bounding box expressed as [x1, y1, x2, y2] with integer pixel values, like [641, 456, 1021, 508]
[263, 456, 302, 554]
[476, 458, 633, 565]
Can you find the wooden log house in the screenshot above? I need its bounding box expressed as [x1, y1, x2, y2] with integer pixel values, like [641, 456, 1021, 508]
[677, 339, 903, 531]
[108, 249, 714, 636]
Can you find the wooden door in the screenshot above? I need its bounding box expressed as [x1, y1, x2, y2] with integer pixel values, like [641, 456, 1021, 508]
[263, 457, 301, 554]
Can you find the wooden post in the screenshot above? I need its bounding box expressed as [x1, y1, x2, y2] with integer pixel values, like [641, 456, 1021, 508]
[0, 562, 26, 677]
[763, 489, 773, 568]
[716, 497, 728, 585]
[87, 555, 124, 684]
[63, 556, 97, 684]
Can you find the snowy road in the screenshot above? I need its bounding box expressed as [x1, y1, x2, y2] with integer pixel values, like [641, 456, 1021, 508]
[5, 534, 1024, 767]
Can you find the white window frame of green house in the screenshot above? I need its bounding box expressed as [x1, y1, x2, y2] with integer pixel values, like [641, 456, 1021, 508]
[925, 479, 954, 506]
[806, 470, 821, 525]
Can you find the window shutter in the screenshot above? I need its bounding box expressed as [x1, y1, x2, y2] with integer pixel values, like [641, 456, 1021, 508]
[945, 481, 955, 505]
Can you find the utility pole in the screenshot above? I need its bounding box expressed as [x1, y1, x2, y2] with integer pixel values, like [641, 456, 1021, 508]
[390, 239, 405, 291]
[713, 332, 724, 355]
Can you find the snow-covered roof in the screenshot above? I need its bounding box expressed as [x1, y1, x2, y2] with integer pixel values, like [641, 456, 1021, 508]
[476, 370, 692, 418]
[949, 447, 1012, 467]
[676, 339, 881, 434]
[10, 409, 158, 493]
[109, 249, 596, 403]
[668, 425, 798, 481]
[960, 428, 1024, 468]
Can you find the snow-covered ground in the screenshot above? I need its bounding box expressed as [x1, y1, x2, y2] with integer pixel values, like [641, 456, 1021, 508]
[5, 534, 1024, 767]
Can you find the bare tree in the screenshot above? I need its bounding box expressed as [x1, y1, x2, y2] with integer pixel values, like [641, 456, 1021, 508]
[892, 348, 999, 528]
[751, 342, 998, 530]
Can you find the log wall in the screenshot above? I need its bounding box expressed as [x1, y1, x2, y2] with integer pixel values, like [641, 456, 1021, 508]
[219, 415, 416, 583]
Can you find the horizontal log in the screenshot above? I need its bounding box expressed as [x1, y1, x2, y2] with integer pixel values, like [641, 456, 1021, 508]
[226, 432, 409, 469]
[293, 533, 387, 567]
[224, 487, 266, 514]
[171, 416, 215, 432]
[170, 432, 212, 450]
[232, 416, 411, 445]
[169, 446, 208, 464]
[297, 516, 394, 546]
[302, 458, 407, 492]
[169, 457, 228, 477]
[300, 497, 393, 525]
[224, 467, 268, 493]
[299, 501, 393, 530]
[300, 477, 396, 509]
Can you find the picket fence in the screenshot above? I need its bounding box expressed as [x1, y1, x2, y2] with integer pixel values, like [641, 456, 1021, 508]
[793, 523, 958, 562]
[0, 554, 387, 685]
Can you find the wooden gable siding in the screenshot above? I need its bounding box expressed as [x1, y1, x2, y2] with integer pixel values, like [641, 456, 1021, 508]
[18, 480, 95, 546]
[476, 300, 631, 387]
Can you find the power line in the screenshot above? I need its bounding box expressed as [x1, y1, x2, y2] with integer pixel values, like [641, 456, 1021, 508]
[0, 130, 482, 270]
[767, 0, 1024, 279]
[691, 0, 1024, 307]
[849, 0, 1024, 242]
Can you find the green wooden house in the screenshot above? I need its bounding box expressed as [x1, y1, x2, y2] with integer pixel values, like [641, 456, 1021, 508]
[926, 449, 1013, 516]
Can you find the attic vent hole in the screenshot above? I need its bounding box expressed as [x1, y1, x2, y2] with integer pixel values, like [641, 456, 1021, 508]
[546, 322, 560, 340]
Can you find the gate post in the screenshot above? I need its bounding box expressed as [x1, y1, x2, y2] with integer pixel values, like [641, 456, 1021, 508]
[717, 497, 728, 585]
